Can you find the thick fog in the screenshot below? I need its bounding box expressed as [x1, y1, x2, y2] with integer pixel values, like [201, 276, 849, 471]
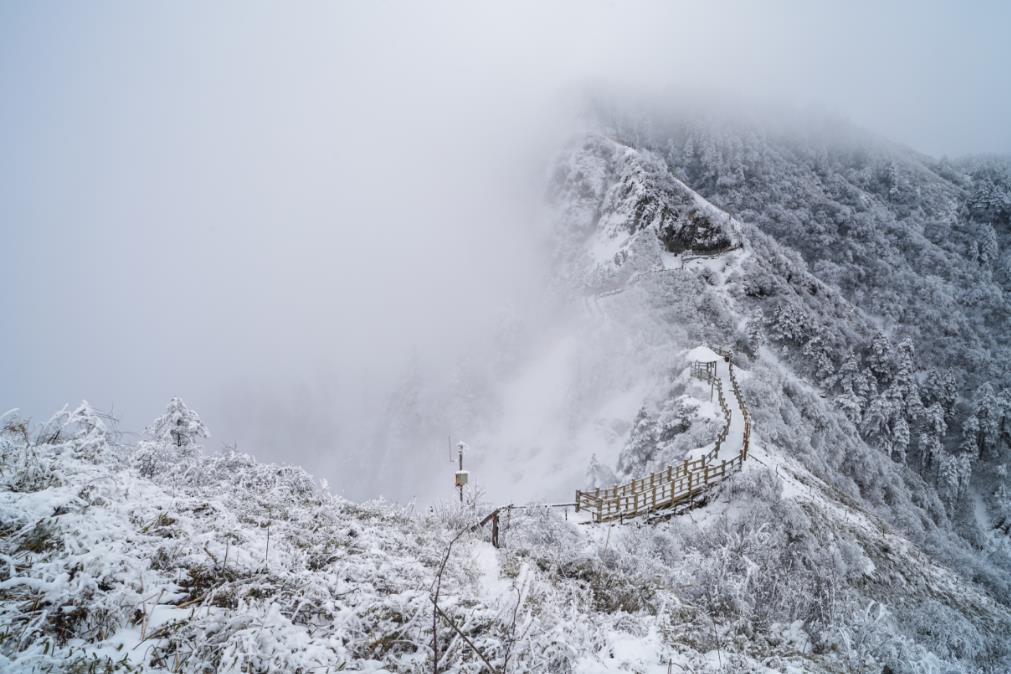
[3, 2, 1009, 501]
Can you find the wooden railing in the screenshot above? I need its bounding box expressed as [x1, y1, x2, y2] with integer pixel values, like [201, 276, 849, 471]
[576, 353, 751, 523]
[728, 359, 751, 461]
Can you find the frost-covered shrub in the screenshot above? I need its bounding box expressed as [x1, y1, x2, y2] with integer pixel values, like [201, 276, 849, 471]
[7, 448, 62, 493]
[500, 505, 583, 563]
[724, 466, 782, 502]
[2, 416, 62, 493]
[617, 391, 717, 475]
[904, 599, 986, 666]
[3, 396, 1011, 673]
[66, 401, 113, 462]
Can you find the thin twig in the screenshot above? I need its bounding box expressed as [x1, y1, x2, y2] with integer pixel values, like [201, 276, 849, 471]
[431, 599, 500, 674]
[431, 526, 469, 672]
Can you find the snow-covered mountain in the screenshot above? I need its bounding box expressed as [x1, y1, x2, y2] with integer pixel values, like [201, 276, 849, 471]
[4, 112, 1011, 672]
[549, 133, 743, 288]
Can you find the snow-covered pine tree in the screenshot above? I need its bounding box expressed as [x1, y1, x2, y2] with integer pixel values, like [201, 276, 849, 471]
[967, 164, 1011, 226]
[802, 331, 837, 386]
[767, 301, 811, 345]
[892, 416, 911, 464]
[861, 386, 910, 462]
[896, 339, 926, 420]
[922, 368, 958, 420]
[826, 351, 873, 422]
[995, 464, 1010, 522]
[919, 403, 948, 472]
[939, 451, 974, 505]
[865, 332, 895, 386]
[959, 415, 982, 461]
[970, 383, 1002, 461]
[131, 397, 209, 478]
[150, 397, 210, 450]
[586, 453, 617, 488]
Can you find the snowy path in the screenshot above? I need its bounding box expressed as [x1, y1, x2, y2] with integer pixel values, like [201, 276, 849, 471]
[575, 345, 751, 523]
[684, 345, 747, 464]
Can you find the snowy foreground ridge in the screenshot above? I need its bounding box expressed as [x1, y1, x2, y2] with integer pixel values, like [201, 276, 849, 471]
[2, 371, 1009, 672]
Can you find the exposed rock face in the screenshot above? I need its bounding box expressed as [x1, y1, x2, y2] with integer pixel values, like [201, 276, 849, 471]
[549, 134, 742, 293]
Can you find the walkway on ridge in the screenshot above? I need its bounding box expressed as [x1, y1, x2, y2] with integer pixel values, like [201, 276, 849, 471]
[575, 345, 752, 523]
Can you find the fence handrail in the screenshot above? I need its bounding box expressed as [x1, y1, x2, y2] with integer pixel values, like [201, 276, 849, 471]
[576, 352, 752, 523]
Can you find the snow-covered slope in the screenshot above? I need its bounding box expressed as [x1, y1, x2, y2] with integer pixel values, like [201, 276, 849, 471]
[4, 116, 1011, 673]
[550, 133, 742, 293]
[3, 393, 1009, 672]
[458, 135, 755, 508]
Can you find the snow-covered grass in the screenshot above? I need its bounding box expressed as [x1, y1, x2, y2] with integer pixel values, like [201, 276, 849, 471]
[3, 400, 1010, 673]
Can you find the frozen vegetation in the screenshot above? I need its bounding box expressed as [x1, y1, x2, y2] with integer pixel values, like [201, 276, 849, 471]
[4, 110, 1011, 672]
[4, 395, 1009, 673]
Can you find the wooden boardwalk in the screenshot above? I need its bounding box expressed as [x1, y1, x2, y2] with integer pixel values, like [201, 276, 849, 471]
[575, 350, 751, 523]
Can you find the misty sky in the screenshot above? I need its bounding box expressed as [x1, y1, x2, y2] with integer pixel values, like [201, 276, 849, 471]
[2, 2, 1009, 495]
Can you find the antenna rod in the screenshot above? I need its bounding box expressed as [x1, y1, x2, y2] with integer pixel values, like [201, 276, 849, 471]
[458, 442, 464, 503]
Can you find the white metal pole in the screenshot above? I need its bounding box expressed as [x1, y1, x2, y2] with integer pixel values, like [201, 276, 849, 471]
[458, 442, 464, 503]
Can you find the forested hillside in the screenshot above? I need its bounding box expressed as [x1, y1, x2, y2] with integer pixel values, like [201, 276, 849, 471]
[593, 110, 1011, 546]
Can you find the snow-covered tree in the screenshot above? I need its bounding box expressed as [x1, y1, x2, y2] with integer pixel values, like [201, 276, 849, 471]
[922, 368, 958, 419]
[150, 397, 210, 449]
[939, 452, 974, 504]
[959, 415, 982, 459]
[895, 339, 925, 420]
[892, 416, 911, 464]
[775, 302, 812, 345]
[865, 333, 895, 386]
[968, 383, 1006, 461]
[919, 403, 947, 472]
[802, 332, 836, 385]
[132, 398, 209, 478]
[994, 464, 1010, 520]
[967, 166, 1011, 226]
[826, 351, 875, 422]
[586, 453, 618, 488]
